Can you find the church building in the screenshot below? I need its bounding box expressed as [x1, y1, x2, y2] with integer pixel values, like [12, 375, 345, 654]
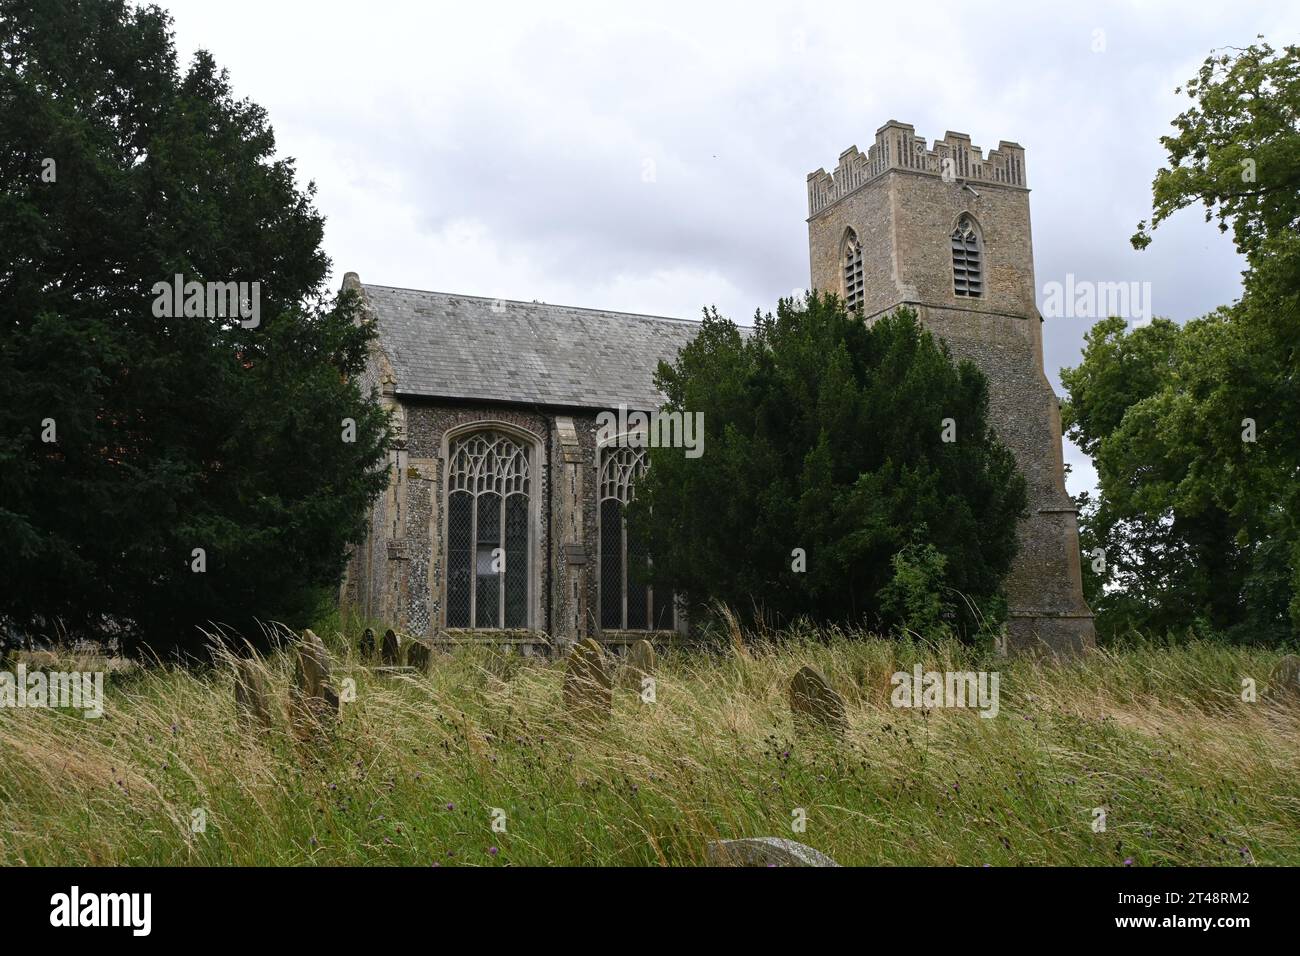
[339, 120, 1096, 656]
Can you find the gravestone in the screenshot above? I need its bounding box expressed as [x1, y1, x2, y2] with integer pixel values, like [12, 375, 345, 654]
[1270, 654, 1300, 698]
[380, 628, 401, 665]
[406, 639, 431, 673]
[233, 658, 274, 731]
[789, 664, 847, 734]
[621, 639, 656, 693]
[358, 627, 376, 659]
[295, 629, 331, 696]
[290, 629, 338, 739]
[564, 638, 612, 722]
[706, 837, 840, 867]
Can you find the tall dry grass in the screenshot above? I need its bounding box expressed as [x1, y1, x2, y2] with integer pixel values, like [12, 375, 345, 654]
[1, 628, 1297, 866]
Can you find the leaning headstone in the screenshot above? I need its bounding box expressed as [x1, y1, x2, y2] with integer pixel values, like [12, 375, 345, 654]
[233, 658, 274, 731]
[405, 639, 431, 673]
[358, 627, 376, 659]
[15, 650, 58, 669]
[789, 664, 847, 734]
[380, 628, 401, 666]
[1270, 654, 1300, 698]
[621, 638, 656, 692]
[564, 638, 612, 722]
[295, 629, 331, 696]
[290, 629, 338, 739]
[706, 837, 840, 867]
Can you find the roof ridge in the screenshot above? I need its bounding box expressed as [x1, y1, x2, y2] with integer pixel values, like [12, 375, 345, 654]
[361, 283, 706, 326]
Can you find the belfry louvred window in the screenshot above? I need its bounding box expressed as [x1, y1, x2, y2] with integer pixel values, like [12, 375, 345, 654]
[445, 431, 530, 629]
[842, 230, 864, 311]
[951, 216, 982, 297]
[599, 443, 674, 631]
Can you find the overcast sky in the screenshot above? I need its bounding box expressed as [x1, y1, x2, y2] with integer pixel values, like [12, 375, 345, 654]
[163, 0, 1295, 495]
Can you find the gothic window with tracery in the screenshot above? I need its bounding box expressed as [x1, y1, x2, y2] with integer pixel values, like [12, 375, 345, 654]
[842, 229, 864, 311]
[599, 444, 673, 631]
[951, 216, 982, 297]
[445, 430, 531, 629]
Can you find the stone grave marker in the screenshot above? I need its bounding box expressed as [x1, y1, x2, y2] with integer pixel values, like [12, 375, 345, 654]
[233, 657, 274, 731]
[621, 638, 656, 694]
[1270, 654, 1300, 699]
[564, 638, 612, 722]
[406, 639, 431, 673]
[789, 664, 847, 734]
[291, 628, 339, 739]
[706, 837, 840, 867]
[380, 628, 400, 665]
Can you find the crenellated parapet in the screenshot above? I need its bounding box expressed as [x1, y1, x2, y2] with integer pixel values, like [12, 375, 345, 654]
[807, 120, 1027, 216]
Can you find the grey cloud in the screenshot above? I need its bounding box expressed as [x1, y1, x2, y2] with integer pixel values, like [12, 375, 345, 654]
[162, 0, 1293, 491]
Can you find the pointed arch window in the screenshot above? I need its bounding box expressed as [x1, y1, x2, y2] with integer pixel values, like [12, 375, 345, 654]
[599, 443, 674, 631]
[841, 229, 864, 311]
[951, 216, 982, 297]
[445, 430, 532, 629]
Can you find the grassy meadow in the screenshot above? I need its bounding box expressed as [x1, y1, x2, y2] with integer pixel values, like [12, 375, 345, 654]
[1, 624, 1298, 866]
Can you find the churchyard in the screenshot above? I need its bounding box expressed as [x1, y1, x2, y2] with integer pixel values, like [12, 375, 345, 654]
[1, 624, 1297, 866]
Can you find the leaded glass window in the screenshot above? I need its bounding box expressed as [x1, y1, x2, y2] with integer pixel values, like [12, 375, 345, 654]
[952, 216, 982, 297]
[598, 444, 673, 631]
[445, 430, 531, 629]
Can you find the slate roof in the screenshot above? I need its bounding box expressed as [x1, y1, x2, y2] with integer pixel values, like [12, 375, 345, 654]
[360, 283, 703, 411]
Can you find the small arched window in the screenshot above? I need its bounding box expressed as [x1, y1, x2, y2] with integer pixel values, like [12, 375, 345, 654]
[445, 430, 532, 629]
[841, 229, 864, 312]
[951, 216, 982, 297]
[599, 443, 674, 631]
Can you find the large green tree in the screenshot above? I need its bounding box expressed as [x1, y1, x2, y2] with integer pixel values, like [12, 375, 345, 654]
[626, 294, 1026, 639]
[0, 0, 390, 654]
[1065, 41, 1300, 643]
[1062, 312, 1291, 641]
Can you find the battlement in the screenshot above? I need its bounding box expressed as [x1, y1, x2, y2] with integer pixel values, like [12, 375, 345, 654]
[807, 120, 1027, 216]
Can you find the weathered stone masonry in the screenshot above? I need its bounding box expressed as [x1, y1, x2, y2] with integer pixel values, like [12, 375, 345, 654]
[807, 120, 1095, 653]
[339, 282, 696, 653]
[341, 119, 1095, 656]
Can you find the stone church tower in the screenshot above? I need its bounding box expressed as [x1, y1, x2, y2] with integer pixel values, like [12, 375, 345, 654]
[807, 120, 1095, 654]
[342, 118, 1094, 657]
